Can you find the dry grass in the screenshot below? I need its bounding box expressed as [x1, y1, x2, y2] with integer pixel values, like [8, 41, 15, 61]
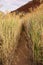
[0, 13, 23, 65]
[0, 3, 43, 65]
[24, 4, 43, 64]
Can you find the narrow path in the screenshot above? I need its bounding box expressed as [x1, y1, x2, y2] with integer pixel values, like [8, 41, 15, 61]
[12, 25, 34, 65]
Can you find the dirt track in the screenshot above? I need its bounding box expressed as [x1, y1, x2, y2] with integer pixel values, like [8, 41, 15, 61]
[11, 25, 34, 65]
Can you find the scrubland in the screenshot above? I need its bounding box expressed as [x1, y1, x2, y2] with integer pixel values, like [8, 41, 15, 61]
[0, 3, 43, 65]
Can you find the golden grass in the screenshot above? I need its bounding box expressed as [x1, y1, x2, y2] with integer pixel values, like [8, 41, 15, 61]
[24, 4, 43, 63]
[0, 3, 43, 64]
[0, 12, 23, 65]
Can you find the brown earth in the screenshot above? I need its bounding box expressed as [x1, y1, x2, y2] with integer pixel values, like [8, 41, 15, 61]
[11, 1, 41, 13]
[11, 25, 34, 65]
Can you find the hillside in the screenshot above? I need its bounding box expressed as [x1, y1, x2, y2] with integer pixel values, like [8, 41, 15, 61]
[13, 3, 43, 65]
[11, 0, 42, 13]
[0, 1, 43, 65]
